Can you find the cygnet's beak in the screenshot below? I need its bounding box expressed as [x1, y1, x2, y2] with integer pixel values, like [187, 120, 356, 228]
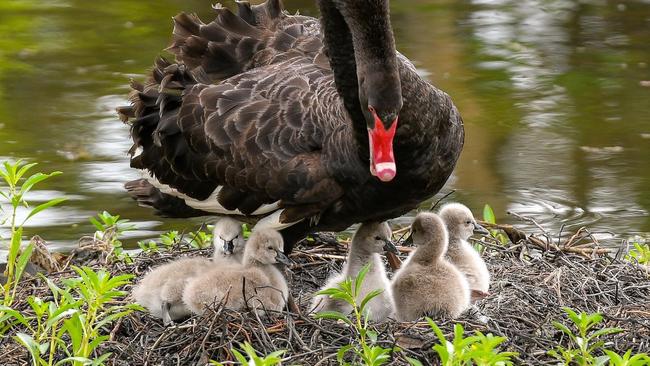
[473, 222, 490, 235]
[381, 238, 399, 254]
[275, 249, 291, 265]
[403, 233, 413, 246]
[223, 239, 235, 255]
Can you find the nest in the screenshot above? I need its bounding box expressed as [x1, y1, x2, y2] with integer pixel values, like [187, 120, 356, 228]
[2, 226, 649, 365]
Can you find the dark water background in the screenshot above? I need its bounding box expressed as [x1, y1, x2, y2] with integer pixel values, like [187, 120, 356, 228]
[1, 0, 649, 256]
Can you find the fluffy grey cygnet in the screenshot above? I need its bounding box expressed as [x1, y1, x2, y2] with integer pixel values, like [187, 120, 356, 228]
[438, 203, 490, 297]
[132, 218, 245, 324]
[311, 222, 397, 321]
[212, 218, 246, 263]
[182, 229, 290, 315]
[391, 212, 470, 320]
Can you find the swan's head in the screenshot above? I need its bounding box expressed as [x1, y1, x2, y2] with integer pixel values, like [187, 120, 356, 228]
[245, 229, 290, 265]
[354, 221, 397, 254]
[213, 218, 245, 257]
[410, 212, 449, 259]
[362, 71, 402, 183]
[366, 103, 400, 183]
[439, 203, 488, 243]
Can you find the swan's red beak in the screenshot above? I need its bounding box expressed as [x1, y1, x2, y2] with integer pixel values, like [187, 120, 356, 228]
[368, 110, 398, 182]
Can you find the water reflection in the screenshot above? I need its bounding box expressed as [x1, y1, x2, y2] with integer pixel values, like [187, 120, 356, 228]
[0, 0, 648, 255]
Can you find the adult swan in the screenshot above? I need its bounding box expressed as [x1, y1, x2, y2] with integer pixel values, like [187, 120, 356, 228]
[118, 0, 464, 253]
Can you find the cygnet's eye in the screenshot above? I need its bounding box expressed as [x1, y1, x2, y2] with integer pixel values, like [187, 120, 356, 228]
[374, 236, 382, 240]
[465, 220, 472, 225]
[267, 245, 273, 250]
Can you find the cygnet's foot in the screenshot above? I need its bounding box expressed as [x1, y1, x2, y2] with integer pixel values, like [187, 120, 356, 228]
[466, 304, 490, 324]
[287, 293, 301, 315]
[471, 289, 489, 302]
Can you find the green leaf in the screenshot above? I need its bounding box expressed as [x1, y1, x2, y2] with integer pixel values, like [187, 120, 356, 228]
[24, 197, 67, 223]
[359, 289, 384, 314]
[354, 263, 372, 298]
[15, 242, 35, 284]
[314, 310, 353, 325]
[405, 357, 423, 366]
[366, 329, 378, 343]
[55, 357, 92, 366]
[0, 305, 30, 327]
[590, 327, 623, 339]
[483, 204, 496, 224]
[316, 287, 343, 296]
[337, 344, 354, 363]
[552, 321, 575, 340]
[46, 308, 79, 328]
[16, 162, 38, 181]
[230, 348, 249, 364]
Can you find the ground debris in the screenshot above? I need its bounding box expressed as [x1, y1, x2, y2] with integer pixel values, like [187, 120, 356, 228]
[2, 229, 649, 365]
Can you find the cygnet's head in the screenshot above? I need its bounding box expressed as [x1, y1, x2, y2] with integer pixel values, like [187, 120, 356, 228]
[245, 229, 290, 265]
[410, 212, 448, 259]
[438, 203, 488, 241]
[354, 222, 398, 254]
[213, 218, 244, 257]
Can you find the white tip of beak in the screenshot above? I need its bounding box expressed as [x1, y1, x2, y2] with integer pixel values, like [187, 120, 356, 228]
[375, 162, 396, 182]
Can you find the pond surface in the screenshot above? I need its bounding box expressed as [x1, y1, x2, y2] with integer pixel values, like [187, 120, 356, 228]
[1, 0, 649, 255]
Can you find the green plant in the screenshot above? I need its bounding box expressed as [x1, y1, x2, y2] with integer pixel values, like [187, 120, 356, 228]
[604, 349, 650, 366]
[138, 230, 183, 253]
[425, 319, 517, 366]
[160, 230, 180, 249]
[0, 160, 66, 308]
[242, 223, 252, 239]
[625, 241, 649, 266]
[2, 267, 139, 366]
[315, 264, 393, 366]
[482, 204, 508, 245]
[89, 211, 135, 263]
[548, 308, 623, 366]
[60, 267, 138, 365]
[186, 229, 212, 249]
[210, 342, 285, 366]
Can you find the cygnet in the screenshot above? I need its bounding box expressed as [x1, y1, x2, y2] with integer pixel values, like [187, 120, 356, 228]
[438, 203, 490, 297]
[391, 212, 470, 320]
[311, 222, 397, 321]
[182, 229, 290, 315]
[132, 218, 245, 323]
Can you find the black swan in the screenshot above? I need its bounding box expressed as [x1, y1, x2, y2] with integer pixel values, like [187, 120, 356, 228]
[117, 0, 465, 253]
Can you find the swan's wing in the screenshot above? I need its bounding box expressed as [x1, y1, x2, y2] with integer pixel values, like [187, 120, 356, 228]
[120, 3, 347, 225]
[168, 2, 326, 84]
[124, 60, 345, 223]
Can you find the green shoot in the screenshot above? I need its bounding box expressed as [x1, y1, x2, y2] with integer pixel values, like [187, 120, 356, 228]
[315, 263, 393, 365]
[482, 204, 508, 245]
[548, 307, 623, 366]
[625, 241, 650, 267]
[2, 267, 139, 365]
[1, 160, 66, 309]
[88, 211, 135, 263]
[427, 319, 517, 365]
[210, 342, 285, 365]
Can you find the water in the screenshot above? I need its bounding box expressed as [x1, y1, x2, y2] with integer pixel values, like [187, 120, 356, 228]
[0, 0, 648, 255]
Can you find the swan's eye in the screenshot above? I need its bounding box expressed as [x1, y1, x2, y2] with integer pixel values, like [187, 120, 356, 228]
[374, 236, 381, 240]
[267, 246, 273, 250]
[465, 220, 472, 225]
[368, 105, 376, 113]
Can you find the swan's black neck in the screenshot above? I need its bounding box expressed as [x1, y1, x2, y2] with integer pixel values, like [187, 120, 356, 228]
[318, 0, 402, 159]
[317, 0, 365, 129]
